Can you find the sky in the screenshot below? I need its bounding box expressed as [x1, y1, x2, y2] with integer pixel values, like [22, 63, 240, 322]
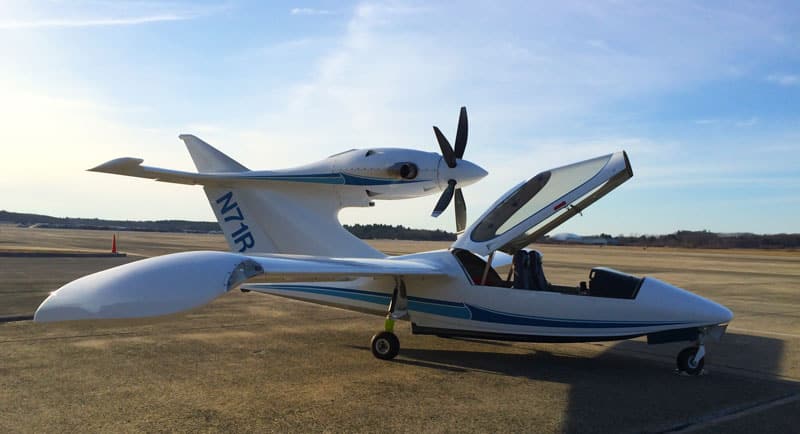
[1, 0, 798, 236]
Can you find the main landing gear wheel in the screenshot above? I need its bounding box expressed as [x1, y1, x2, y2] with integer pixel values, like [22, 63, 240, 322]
[677, 346, 705, 376]
[370, 331, 400, 360]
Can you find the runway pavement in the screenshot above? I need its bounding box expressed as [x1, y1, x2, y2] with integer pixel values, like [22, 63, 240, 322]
[1, 227, 797, 432]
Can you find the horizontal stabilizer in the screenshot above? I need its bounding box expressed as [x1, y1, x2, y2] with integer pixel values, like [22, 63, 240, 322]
[34, 251, 445, 322]
[88, 135, 249, 184]
[88, 157, 238, 185]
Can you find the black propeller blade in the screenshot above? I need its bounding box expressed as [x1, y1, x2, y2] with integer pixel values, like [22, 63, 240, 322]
[432, 179, 457, 218]
[433, 126, 457, 168]
[454, 188, 466, 232]
[454, 106, 467, 159]
[431, 106, 471, 232]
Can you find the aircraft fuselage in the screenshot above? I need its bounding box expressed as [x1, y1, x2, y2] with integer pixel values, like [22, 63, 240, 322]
[244, 249, 732, 343]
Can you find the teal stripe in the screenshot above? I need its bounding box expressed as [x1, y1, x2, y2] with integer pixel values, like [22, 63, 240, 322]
[239, 173, 430, 186]
[265, 284, 391, 305]
[260, 284, 687, 330]
[408, 299, 471, 319]
[247, 174, 345, 184]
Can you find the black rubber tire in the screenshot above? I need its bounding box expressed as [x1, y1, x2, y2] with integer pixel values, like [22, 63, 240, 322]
[370, 331, 400, 360]
[677, 347, 704, 375]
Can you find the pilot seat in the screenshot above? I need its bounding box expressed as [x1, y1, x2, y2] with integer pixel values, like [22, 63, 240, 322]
[512, 249, 549, 291]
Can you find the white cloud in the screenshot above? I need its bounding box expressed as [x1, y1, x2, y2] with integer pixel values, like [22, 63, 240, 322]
[290, 8, 334, 16]
[231, 1, 800, 231]
[0, 15, 190, 29]
[693, 119, 719, 125]
[0, 1, 227, 30]
[694, 117, 758, 127]
[586, 39, 611, 51]
[0, 82, 211, 221]
[3, 1, 799, 234]
[259, 2, 456, 155]
[766, 73, 800, 86]
[735, 117, 759, 127]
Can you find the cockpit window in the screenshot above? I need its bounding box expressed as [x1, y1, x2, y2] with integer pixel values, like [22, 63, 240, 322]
[452, 151, 632, 256]
[471, 154, 611, 242]
[327, 149, 357, 158]
[452, 249, 505, 286]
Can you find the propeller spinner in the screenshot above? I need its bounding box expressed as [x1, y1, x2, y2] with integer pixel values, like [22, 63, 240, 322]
[431, 107, 487, 232]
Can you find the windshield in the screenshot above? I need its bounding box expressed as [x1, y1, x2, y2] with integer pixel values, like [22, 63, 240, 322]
[471, 154, 611, 242]
[327, 149, 357, 158]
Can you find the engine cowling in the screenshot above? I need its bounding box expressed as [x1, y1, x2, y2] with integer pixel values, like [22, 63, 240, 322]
[386, 162, 419, 180]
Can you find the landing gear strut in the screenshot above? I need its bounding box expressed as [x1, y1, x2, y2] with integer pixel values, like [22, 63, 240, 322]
[677, 330, 707, 375]
[370, 278, 407, 360]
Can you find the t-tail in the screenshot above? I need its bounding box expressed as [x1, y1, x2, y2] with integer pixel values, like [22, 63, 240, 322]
[180, 135, 277, 254]
[88, 135, 383, 258]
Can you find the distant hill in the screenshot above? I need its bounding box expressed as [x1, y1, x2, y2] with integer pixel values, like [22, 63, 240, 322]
[3, 211, 796, 248]
[0, 210, 456, 241]
[346, 223, 454, 241]
[612, 230, 800, 250]
[544, 230, 800, 250]
[0, 210, 221, 234]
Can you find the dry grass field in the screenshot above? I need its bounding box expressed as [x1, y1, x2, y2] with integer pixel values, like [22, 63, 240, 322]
[1, 225, 798, 433]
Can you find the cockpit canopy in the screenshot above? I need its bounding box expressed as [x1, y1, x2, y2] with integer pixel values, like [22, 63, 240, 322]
[453, 151, 633, 255]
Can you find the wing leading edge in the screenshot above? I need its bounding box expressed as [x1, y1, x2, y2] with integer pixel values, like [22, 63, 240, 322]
[34, 251, 445, 323]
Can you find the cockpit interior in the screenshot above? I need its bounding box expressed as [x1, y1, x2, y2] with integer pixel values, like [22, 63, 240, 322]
[452, 248, 643, 299]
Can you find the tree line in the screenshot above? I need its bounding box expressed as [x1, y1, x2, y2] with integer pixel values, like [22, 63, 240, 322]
[3, 211, 796, 247]
[0, 211, 456, 241]
[612, 230, 800, 249]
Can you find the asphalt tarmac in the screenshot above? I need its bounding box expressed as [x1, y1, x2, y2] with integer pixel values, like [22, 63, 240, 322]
[1, 227, 797, 433]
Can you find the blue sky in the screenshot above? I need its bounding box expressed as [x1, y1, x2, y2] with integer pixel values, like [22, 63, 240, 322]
[1, 1, 798, 235]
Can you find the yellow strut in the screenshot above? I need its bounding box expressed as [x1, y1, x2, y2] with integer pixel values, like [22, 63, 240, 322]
[384, 317, 395, 332]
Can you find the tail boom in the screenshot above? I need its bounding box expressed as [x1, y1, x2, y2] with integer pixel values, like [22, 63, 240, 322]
[89, 135, 385, 258]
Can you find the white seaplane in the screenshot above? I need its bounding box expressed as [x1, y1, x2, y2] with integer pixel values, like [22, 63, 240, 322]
[34, 108, 732, 375]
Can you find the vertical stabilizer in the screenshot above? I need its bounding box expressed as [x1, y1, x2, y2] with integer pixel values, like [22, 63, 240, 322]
[204, 186, 278, 254]
[178, 134, 274, 253]
[179, 134, 249, 173]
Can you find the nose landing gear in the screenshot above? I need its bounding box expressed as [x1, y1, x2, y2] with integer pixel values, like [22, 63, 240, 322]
[677, 330, 707, 375]
[677, 346, 705, 375]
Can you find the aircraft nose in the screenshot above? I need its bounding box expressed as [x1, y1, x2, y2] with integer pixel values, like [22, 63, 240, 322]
[447, 159, 488, 187]
[708, 302, 734, 325]
[639, 277, 734, 326]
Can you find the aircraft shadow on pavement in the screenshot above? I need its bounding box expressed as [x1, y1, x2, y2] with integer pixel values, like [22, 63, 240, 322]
[394, 332, 796, 433]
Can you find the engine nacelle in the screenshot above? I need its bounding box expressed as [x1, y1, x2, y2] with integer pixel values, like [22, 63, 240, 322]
[386, 162, 419, 180]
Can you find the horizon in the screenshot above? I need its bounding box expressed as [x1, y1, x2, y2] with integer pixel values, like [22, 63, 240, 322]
[1, 1, 798, 235]
[2, 209, 797, 237]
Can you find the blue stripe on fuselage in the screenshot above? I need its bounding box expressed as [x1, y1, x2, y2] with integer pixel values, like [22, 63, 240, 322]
[465, 304, 686, 329]
[262, 284, 392, 305]
[408, 296, 471, 319]
[242, 173, 429, 186]
[257, 284, 688, 329]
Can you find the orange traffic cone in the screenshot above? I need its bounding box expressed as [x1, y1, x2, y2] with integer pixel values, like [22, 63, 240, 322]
[111, 234, 118, 254]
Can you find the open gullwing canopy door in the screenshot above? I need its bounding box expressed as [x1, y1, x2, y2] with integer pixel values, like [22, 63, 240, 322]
[452, 151, 633, 256]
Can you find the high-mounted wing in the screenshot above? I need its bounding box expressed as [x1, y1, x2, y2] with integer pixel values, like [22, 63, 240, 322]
[34, 251, 444, 323]
[453, 151, 633, 255]
[89, 157, 229, 185]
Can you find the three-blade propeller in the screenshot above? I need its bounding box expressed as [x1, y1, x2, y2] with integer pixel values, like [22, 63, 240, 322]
[431, 106, 469, 232]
